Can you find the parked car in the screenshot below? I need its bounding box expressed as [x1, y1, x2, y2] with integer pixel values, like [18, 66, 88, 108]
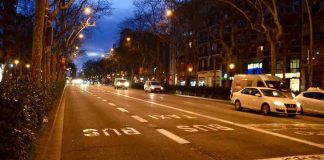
[231, 87, 301, 117]
[231, 74, 294, 99]
[144, 81, 164, 93]
[114, 78, 130, 89]
[295, 87, 324, 115]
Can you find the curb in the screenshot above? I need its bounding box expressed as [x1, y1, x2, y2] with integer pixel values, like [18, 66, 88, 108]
[175, 94, 231, 104]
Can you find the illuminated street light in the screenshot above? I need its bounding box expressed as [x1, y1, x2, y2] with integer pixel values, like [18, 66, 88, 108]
[79, 34, 84, 39]
[110, 48, 114, 52]
[101, 54, 105, 58]
[14, 59, 19, 65]
[229, 63, 235, 70]
[188, 67, 193, 72]
[9, 64, 14, 68]
[75, 46, 79, 50]
[126, 37, 131, 42]
[166, 9, 173, 17]
[260, 45, 264, 51]
[25, 64, 30, 69]
[84, 7, 92, 15]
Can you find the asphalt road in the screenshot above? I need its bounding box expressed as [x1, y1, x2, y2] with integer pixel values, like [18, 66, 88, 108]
[46, 84, 324, 160]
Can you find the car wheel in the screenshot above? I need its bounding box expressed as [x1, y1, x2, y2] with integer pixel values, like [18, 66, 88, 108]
[235, 101, 242, 111]
[300, 106, 304, 114]
[261, 104, 271, 115]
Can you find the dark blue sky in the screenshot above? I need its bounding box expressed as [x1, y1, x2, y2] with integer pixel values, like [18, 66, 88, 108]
[74, 0, 134, 69]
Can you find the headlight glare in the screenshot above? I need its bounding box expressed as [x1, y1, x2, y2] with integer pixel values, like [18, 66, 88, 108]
[274, 101, 285, 106]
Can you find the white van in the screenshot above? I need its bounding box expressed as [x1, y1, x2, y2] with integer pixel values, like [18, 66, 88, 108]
[231, 74, 294, 99]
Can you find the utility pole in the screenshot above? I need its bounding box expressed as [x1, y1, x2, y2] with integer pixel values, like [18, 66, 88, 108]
[305, 0, 313, 88]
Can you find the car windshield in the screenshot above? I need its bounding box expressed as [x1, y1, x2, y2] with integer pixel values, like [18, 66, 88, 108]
[265, 81, 290, 91]
[117, 80, 127, 83]
[151, 82, 161, 85]
[261, 89, 286, 98]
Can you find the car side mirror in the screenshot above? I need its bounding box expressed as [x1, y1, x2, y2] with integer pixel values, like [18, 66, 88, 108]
[255, 93, 261, 97]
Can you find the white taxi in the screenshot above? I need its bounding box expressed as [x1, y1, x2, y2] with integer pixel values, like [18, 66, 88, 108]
[295, 87, 324, 115]
[231, 87, 301, 117]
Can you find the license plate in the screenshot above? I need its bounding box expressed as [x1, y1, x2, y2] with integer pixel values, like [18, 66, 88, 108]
[287, 108, 296, 111]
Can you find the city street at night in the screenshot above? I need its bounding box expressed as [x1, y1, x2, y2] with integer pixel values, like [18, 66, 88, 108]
[41, 85, 324, 160]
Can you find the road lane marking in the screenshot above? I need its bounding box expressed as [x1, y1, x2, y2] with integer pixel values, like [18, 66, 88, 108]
[102, 99, 107, 102]
[156, 129, 190, 144]
[131, 115, 148, 123]
[117, 107, 128, 113]
[101, 89, 324, 149]
[108, 103, 116, 106]
[259, 154, 324, 160]
[97, 97, 101, 99]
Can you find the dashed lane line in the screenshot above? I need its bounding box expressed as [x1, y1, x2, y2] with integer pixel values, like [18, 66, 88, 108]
[99, 89, 324, 150]
[108, 103, 116, 106]
[117, 107, 129, 113]
[102, 99, 107, 102]
[131, 115, 148, 123]
[156, 129, 190, 144]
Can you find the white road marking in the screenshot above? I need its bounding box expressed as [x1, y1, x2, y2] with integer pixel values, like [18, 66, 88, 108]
[102, 99, 107, 102]
[117, 107, 128, 113]
[97, 97, 101, 99]
[131, 115, 148, 123]
[156, 129, 190, 144]
[108, 103, 116, 106]
[101, 89, 324, 149]
[259, 154, 324, 160]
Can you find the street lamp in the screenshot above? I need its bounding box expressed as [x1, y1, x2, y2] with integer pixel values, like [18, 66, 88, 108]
[79, 33, 84, 39]
[229, 63, 235, 70]
[75, 46, 79, 50]
[14, 59, 19, 65]
[126, 37, 131, 42]
[165, 9, 173, 17]
[25, 64, 30, 69]
[84, 7, 92, 15]
[188, 67, 193, 72]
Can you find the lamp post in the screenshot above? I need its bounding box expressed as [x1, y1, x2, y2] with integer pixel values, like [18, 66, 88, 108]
[78, 33, 84, 39]
[229, 63, 235, 81]
[188, 66, 193, 86]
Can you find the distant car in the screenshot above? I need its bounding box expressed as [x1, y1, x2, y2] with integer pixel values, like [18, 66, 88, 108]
[114, 78, 130, 89]
[144, 81, 164, 93]
[231, 87, 301, 117]
[295, 87, 324, 115]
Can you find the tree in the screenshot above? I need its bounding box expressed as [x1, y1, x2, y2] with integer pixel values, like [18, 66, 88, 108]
[215, 0, 283, 76]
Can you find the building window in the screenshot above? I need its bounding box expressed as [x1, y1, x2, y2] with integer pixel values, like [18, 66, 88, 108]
[277, 61, 283, 73]
[290, 58, 300, 73]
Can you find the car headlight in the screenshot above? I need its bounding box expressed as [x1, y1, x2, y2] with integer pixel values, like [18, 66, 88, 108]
[296, 102, 301, 108]
[274, 101, 285, 106]
[161, 87, 164, 90]
[117, 82, 121, 86]
[125, 82, 130, 87]
[150, 86, 155, 89]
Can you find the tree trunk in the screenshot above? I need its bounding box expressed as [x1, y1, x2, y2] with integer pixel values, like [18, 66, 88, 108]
[269, 41, 277, 76]
[31, 0, 46, 83]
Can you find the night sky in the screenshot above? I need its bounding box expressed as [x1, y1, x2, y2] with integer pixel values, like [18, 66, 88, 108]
[74, 0, 134, 69]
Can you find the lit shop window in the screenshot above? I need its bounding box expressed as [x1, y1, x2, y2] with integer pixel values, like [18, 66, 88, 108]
[290, 59, 300, 73]
[247, 63, 262, 74]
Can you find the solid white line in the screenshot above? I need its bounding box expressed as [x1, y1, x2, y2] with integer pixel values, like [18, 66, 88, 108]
[102, 89, 324, 149]
[102, 99, 107, 102]
[108, 103, 116, 106]
[258, 154, 324, 160]
[156, 129, 190, 144]
[117, 107, 128, 113]
[131, 115, 148, 123]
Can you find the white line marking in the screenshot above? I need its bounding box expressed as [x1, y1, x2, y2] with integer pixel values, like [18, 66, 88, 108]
[102, 99, 107, 102]
[131, 115, 148, 123]
[108, 103, 116, 106]
[117, 107, 128, 113]
[258, 154, 324, 160]
[97, 97, 101, 99]
[101, 89, 324, 149]
[156, 129, 190, 144]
